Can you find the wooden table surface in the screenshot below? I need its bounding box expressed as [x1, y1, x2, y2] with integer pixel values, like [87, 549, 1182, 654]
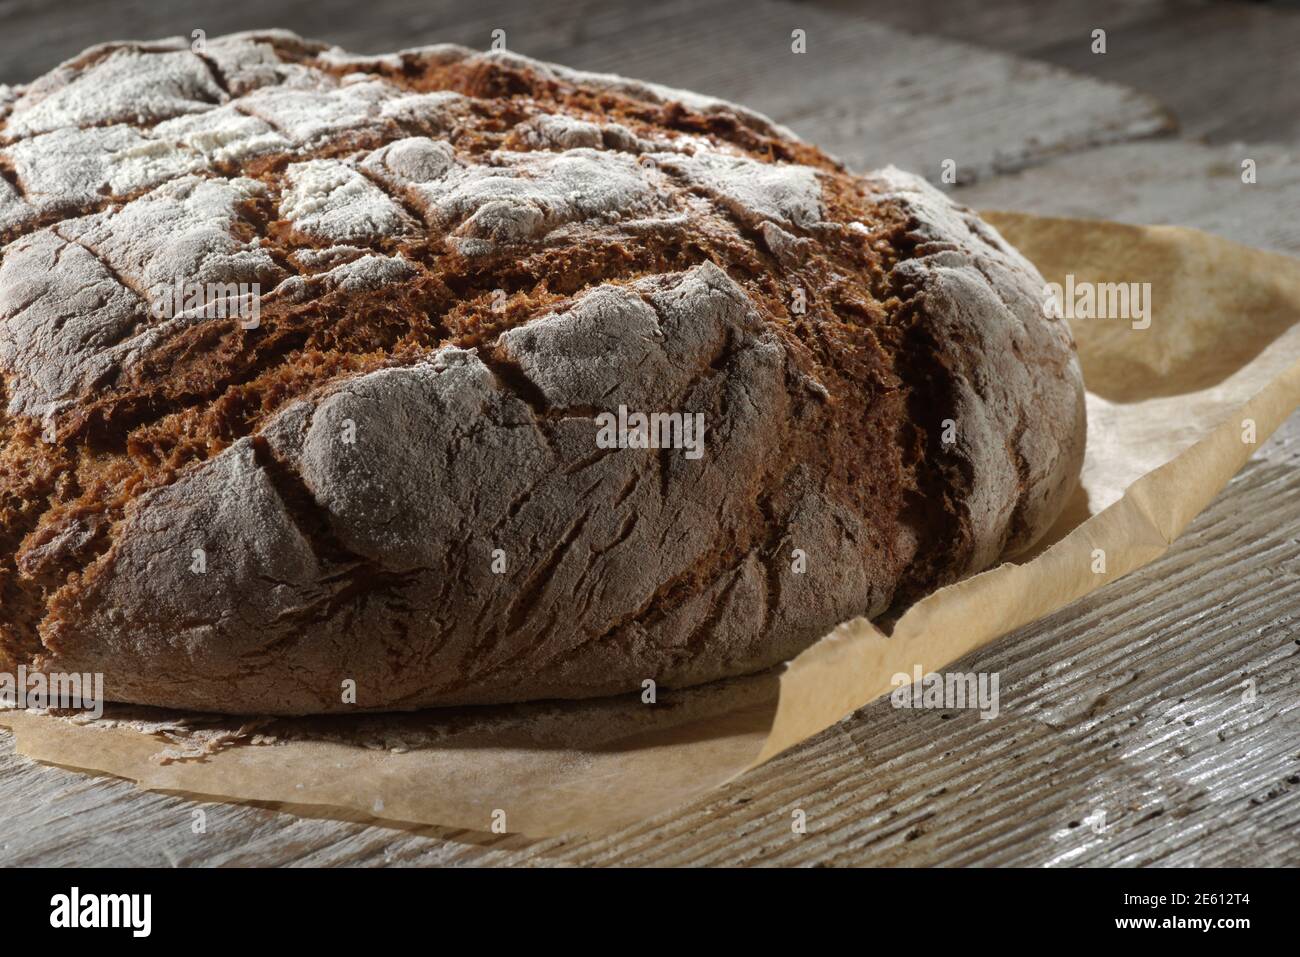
[1, 0, 1298, 867]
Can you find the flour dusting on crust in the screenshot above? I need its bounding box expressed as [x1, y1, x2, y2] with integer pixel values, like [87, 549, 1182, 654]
[0, 31, 1085, 714]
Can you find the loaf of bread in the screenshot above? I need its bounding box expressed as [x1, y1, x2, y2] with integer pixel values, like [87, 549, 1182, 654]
[0, 31, 1085, 713]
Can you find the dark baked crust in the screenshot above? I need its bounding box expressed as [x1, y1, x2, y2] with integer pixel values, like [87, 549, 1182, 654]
[0, 32, 1085, 713]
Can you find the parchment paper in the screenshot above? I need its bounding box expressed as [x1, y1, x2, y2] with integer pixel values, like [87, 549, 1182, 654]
[4, 213, 1300, 837]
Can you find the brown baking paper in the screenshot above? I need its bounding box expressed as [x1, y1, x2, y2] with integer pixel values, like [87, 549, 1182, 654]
[4, 213, 1300, 837]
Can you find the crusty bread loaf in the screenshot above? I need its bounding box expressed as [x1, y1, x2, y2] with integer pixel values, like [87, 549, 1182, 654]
[0, 31, 1085, 713]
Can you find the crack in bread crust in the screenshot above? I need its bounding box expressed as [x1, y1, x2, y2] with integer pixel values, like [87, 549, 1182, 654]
[0, 31, 1085, 712]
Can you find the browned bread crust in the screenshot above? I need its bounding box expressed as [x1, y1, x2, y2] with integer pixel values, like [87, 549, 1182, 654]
[0, 32, 1085, 713]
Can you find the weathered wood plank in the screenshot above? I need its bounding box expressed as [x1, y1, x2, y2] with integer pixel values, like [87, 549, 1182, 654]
[957, 139, 1300, 255]
[819, 0, 1175, 57]
[821, 0, 1300, 148]
[1022, 2, 1300, 148]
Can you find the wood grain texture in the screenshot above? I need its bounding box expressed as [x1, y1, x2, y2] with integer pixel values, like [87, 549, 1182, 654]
[1, 0, 1298, 867]
[821, 0, 1300, 148]
[956, 140, 1300, 255]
